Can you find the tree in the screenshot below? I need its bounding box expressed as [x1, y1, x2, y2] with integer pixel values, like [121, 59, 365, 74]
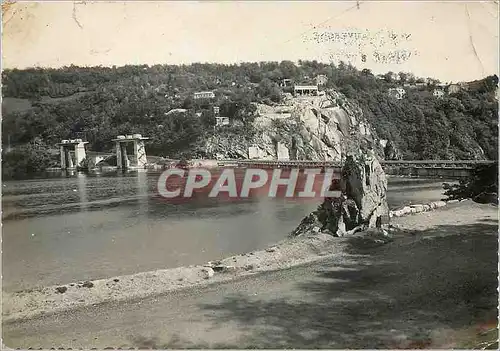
[398, 72, 408, 84]
[383, 71, 396, 83]
[201, 109, 216, 128]
[2, 139, 56, 178]
[1, 62, 497, 167]
[257, 78, 282, 103]
[279, 60, 298, 79]
[443, 162, 498, 203]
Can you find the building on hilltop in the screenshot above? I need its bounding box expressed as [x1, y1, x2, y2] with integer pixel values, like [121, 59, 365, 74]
[433, 88, 445, 98]
[461, 78, 491, 91]
[388, 87, 406, 100]
[294, 85, 319, 96]
[448, 84, 461, 94]
[402, 82, 427, 89]
[215, 116, 230, 127]
[193, 91, 215, 100]
[447, 78, 492, 94]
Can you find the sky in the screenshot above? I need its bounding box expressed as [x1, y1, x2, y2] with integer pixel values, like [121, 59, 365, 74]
[2, 1, 499, 83]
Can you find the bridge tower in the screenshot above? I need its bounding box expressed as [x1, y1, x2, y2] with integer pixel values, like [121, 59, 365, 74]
[112, 134, 150, 169]
[57, 139, 89, 169]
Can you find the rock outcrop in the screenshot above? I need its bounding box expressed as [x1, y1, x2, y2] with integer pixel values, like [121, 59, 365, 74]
[204, 132, 250, 159]
[205, 90, 385, 160]
[292, 150, 389, 237]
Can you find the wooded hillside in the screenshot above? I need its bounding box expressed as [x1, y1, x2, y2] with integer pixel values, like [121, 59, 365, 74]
[2, 61, 498, 177]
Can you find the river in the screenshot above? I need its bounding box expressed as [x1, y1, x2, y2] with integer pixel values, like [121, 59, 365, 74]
[1, 169, 452, 292]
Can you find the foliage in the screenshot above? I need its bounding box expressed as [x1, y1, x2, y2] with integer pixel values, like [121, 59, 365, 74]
[257, 78, 282, 103]
[2, 139, 57, 178]
[146, 110, 204, 157]
[443, 162, 498, 201]
[1, 61, 498, 177]
[326, 68, 498, 161]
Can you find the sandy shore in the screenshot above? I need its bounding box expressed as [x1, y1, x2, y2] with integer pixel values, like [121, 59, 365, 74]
[2, 198, 497, 323]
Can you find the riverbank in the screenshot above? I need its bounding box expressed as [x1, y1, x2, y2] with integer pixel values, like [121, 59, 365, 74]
[3, 198, 497, 349]
[3, 198, 496, 324]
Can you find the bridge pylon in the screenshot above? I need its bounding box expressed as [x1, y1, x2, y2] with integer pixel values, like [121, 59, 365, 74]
[57, 139, 89, 169]
[112, 134, 150, 170]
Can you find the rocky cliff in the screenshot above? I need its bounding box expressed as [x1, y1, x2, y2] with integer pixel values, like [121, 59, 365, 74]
[205, 90, 387, 161]
[292, 150, 390, 237]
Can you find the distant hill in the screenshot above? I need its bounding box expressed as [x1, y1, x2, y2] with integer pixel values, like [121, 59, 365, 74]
[2, 92, 93, 115]
[1, 62, 498, 176]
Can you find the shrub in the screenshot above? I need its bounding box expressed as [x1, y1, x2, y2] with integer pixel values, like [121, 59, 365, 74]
[443, 162, 498, 203]
[2, 140, 57, 178]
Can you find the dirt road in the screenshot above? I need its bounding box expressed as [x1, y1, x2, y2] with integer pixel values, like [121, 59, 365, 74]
[3, 201, 498, 349]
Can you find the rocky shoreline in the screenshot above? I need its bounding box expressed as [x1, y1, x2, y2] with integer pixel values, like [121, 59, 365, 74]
[389, 199, 461, 217]
[2, 197, 472, 324]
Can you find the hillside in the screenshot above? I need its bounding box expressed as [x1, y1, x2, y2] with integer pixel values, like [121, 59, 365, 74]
[1, 61, 498, 176]
[206, 91, 382, 161]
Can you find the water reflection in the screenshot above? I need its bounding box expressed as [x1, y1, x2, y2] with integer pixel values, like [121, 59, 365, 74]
[77, 172, 88, 212]
[136, 170, 149, 219]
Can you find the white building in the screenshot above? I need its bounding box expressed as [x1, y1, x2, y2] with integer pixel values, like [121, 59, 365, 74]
[388, 88, 406, 100]
[193, 91, 215, 100]
[448, 84, 461, 94]
[294, 85, 319, 96]
[164, 108, 187, 116]
[433, 89, 445, 98]
[215, 116, 230, 126]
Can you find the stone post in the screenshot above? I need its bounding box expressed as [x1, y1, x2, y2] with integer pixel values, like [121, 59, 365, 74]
[277, 142, 290, 160]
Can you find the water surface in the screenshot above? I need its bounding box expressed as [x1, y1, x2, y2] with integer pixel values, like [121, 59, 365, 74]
[2, 170, 450, 292]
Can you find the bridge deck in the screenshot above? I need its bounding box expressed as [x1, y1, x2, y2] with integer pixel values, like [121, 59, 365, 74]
[217, 159, 495, 169]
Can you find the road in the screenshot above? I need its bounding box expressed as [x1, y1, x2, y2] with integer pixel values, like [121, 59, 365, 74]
[3, 203, 498, 349]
